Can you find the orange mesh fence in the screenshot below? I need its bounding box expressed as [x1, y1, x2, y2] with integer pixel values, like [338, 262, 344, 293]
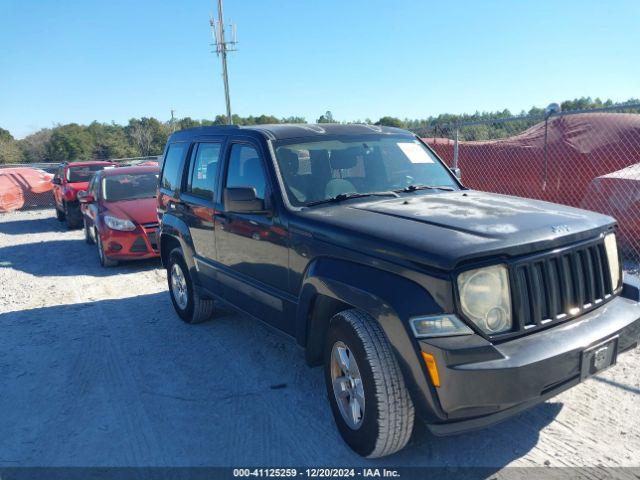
[0, 157, 159, 213]
[422, 107, 640, 267]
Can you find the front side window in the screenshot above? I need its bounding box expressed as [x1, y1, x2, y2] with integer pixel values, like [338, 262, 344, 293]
[225, 144, 267, 201]
[273, 135, 458, 206]
[161, 143, 189, 191]
[188, 143, 222, 199]
[102, 173, 159, 202]
[89, 175, 100, 198]
[67, 165, 106, 182]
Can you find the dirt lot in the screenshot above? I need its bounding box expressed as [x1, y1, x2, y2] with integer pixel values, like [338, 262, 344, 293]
[0, 209, 639, 472]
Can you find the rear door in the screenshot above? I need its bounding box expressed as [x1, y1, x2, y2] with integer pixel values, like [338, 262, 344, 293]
[179, 139, 225, 289]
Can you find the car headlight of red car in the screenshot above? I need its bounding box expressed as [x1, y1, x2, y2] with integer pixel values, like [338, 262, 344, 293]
[104, 215, 136, 231]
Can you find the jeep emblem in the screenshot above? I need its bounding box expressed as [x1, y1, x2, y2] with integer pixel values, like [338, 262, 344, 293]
[551, 224, 570, 234]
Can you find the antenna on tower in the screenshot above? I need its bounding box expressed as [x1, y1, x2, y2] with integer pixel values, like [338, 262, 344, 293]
[210, 0, 237, 125]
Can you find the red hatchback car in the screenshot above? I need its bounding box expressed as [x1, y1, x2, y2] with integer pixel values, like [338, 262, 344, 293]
[79, 165, 160, 267]
[52, 161, 116, 228]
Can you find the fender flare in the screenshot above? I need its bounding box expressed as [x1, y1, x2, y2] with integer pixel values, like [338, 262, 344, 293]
[296, 256, 448, 423]
[159, 215, 200, 284]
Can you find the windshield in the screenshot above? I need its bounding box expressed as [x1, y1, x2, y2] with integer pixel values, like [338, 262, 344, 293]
[67, 165, 107, 182]
[102, 173, 158, 202]
[273, 135, 458, 206]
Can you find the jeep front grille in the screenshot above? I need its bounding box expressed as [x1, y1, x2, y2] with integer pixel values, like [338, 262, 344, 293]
[510, 238, 614, 334]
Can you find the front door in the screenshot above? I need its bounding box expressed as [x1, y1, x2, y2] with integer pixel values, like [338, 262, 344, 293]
[214, 140, 290, 329]
[83, 174, 101, 234]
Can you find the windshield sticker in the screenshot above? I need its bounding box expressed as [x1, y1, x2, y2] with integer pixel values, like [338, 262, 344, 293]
[397, 142, 434, 163]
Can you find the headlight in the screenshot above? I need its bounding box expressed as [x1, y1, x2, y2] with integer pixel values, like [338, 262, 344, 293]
[104, 215, 136, 231]
[410, 314, 474, 338]
[458, 264, 512, 334]
[604, 233, 621, 290]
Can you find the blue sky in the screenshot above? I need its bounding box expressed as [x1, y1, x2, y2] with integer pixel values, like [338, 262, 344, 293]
[1, 0, 639, 138]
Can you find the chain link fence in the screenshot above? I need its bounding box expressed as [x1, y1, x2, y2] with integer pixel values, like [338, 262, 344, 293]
[0, 156, 159, 213]
[419, 104, 640, 268]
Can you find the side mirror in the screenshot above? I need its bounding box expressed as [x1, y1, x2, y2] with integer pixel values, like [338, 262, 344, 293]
[452, 168, 462, 180]
[78, 191, 95, 204]
[52, 177, 62, 185]
[223, 187, 266, 214]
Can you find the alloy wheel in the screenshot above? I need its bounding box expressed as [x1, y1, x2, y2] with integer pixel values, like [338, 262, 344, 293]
[330, 341, 366, 430]
[170, 263, 189, 310]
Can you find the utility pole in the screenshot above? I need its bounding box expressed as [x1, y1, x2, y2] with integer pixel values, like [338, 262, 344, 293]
[170, 109, 176, 132]
[210, 0, 237, 124]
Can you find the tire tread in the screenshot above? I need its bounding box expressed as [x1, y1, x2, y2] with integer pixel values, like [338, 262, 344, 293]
[336, 309, 415, 458]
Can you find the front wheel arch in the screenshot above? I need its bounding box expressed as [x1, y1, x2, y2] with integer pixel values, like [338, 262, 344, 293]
[297, 262, 449, 425]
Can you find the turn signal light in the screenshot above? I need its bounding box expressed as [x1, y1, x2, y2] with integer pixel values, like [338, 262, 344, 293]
[421, 352, 441, 388]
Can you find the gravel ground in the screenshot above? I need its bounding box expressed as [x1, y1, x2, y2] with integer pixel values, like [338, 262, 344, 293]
[0, 209, 639, 473]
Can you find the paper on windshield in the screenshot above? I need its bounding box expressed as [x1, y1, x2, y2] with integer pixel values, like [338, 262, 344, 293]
[397, 142, 434, 163]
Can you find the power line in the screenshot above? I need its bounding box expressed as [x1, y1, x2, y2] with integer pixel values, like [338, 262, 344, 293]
[210, 0, 237, 125]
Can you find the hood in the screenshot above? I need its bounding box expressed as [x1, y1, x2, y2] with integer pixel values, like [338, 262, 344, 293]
[299, 190, 615, 271]
[104, 197, 158, 225]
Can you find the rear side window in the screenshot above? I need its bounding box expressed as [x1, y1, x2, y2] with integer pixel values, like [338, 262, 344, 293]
[225, 144, 267, 201]
[161, 143, 189, 191]
[67, 165, 105, 182]
[187, 143, 222, 199]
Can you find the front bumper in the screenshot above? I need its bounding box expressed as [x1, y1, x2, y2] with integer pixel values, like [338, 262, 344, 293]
[101, 225, 160, 260]
[419, 293, 640, 436]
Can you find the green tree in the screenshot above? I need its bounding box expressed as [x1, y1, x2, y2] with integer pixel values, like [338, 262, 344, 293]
[19, 128, 52, 163]
[125, 118, 168, 156]
[46, 124, 93, 162]
[317, 111, 335, 123]
[281, 116, 306, 124]
[0, 128, 23, 164]
[375, 116, 405, 128]
[87, 122, 135, 159]
[176, 117, 201, 130]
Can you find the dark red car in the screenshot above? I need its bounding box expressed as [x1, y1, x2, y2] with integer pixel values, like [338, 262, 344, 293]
[52, 161, 116, 228]
[78, 165, 160, 267]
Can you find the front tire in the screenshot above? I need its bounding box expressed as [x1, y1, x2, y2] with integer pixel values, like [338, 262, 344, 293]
[55, 206, 65, 221]
[167, 248, 214, 324]
[97, 230, 118, 267]
[324, 309, 414, 458]
[84, 218, 94, 245]
[64, 201, 82, 229]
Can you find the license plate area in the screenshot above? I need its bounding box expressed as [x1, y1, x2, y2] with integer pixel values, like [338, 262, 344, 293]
[581, 336, 618, 380]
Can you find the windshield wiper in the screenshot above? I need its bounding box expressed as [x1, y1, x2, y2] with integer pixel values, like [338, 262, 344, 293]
[306, 191, 399, 207]
[395, 184, 455, 193]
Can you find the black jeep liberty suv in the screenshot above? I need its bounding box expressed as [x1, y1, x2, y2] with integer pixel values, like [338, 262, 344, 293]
[157, 124, 640, 458]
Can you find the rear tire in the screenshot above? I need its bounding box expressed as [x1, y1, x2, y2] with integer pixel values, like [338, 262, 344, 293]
[324, 309, 414, 458]
[97, 231, 118, 267]
[167, 248, 214, 324]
